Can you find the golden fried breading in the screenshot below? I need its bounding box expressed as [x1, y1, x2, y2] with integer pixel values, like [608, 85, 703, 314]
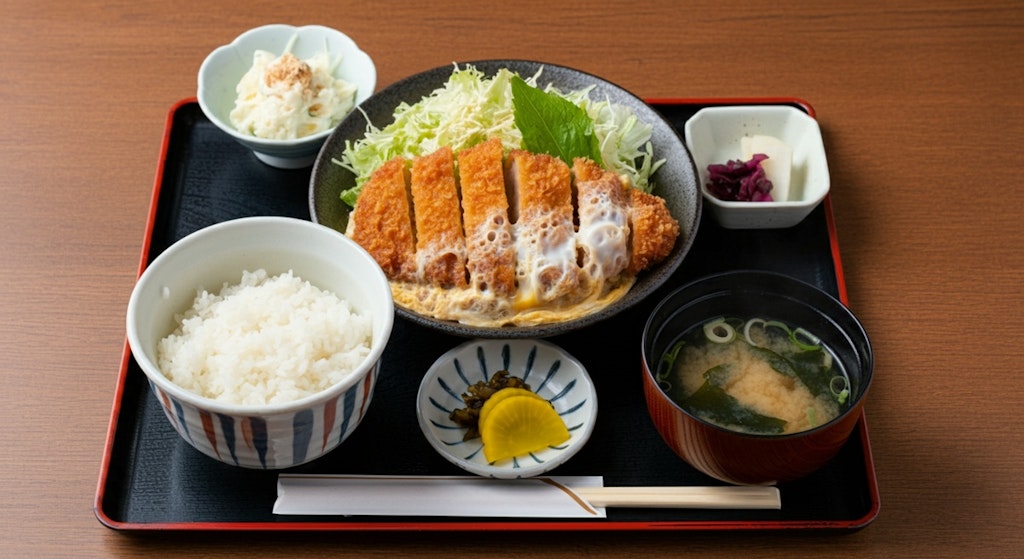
[345, 143, 682, 327]
[505, 150, 579, 303]
[627, 189, 680, 275]
[572, 157, 612, 183]
[411, 146, 467, 288]
[507, 150, 575, 223]
[348, 157, 417, 282]
[456, 138, 516, 296]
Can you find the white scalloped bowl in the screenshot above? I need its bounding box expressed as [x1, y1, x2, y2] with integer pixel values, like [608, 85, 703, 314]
[197, 24, 376, 169]
[416, 339, 597, 479]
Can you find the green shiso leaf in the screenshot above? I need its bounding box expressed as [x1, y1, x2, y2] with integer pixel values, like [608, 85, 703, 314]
[511, 75, 603, 166]
[335, 64, 664, 208]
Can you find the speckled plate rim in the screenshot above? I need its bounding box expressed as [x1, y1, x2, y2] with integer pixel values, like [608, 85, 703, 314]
[415, 338, 597, 479]
[310, 59, 702, 338]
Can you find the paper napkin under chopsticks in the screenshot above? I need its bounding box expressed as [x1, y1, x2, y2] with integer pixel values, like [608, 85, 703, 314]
[273, 474, 781, 518]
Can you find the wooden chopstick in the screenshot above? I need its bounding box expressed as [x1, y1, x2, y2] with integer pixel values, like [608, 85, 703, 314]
[573, 486, 781, 509]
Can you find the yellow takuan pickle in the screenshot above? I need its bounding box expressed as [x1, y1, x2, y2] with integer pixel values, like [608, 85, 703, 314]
[480, 394, 570, 463]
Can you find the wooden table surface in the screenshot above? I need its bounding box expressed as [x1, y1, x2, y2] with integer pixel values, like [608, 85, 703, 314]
[2, 0, 1021, 557]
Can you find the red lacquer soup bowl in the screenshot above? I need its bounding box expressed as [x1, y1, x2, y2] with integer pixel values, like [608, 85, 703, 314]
[641, 270, 873, 485]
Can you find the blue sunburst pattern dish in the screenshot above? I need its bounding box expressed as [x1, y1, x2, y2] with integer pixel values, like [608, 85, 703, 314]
[416, 339, 597, 479]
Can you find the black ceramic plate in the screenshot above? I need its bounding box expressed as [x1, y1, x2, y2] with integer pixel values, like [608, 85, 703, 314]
[309, 60, 701, 338]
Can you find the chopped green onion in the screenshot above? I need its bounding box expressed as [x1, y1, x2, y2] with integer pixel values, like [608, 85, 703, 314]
[657, 340, 685, 391]
[791, 327, 822, 351]
[830, 375, 850, 405]
[743, 318, 788, 346]
[764, 320, 790, 332]
[742, 318, 784, 347]
[702, 318, 736, 344]
[807, 406, 817, 428]
[742, 318, 765, 347]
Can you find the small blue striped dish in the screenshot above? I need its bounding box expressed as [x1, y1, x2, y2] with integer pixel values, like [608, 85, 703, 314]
[416, 339, 597, 479]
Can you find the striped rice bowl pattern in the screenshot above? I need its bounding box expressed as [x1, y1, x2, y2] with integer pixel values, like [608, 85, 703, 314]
[148, 362, 379, 469]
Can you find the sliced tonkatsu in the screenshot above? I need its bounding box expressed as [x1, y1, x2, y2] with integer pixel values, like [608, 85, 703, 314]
[456, 137, 516, 297]
[571, 158, 631, 289]
[410, 146, 468, 288]
[505, 149, 580, 306]
[346, 156, 417, 282]
[627, 189, 679, 275]
[345, 141, 681, 327]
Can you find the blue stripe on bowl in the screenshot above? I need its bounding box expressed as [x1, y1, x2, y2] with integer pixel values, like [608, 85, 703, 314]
[501, 343, 511, 370]
[519, 344, 538, 382]
[444, 435, 476, 448]
[248, 416, 268, 469]
[171, 398, 193, 444]
[453, 357, 473, 387]
[549, 378, 576, 402]
[428, 396, 454, 415]
[335, 384, 357, 448]
[435, 376, 463, 403]
[292, 409, 314, 465]
[217, 412, 239, 465]
[474, 345, 491, 381]
[560, 399, 586, 416]
[429, 418, 462, 431]
[533, 359, 561, 393]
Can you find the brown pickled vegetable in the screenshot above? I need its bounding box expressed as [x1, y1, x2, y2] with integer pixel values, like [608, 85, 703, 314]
[448, 370, 531, 440]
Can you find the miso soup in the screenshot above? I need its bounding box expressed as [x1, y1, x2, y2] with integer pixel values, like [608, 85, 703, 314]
[657, 316, 850, 435]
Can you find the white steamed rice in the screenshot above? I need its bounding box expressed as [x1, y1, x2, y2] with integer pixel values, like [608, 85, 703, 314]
[157, 269, 372, 406]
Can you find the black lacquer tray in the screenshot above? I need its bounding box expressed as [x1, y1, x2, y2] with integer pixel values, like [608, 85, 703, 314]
[96, 98, 879, 531]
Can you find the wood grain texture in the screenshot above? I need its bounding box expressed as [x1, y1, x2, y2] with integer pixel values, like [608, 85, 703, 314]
[1, 0, 1021, 557]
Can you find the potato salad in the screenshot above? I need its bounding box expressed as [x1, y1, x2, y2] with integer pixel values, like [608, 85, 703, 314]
[230, 50, 356, 140]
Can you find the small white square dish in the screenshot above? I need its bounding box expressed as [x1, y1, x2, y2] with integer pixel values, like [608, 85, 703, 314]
[684, 105, 830, 229]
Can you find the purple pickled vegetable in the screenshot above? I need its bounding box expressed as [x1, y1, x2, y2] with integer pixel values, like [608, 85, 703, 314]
[706, 154, 774, 202]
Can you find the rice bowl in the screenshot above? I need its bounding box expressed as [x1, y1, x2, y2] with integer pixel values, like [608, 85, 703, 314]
[126, 216, 394, 469]
[156, 269, 372, 406]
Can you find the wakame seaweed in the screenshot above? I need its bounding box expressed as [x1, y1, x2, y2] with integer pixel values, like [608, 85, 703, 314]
[683, 365, 788, 434]
[787, 348, 835, 399]
[753, 345, 835, 401]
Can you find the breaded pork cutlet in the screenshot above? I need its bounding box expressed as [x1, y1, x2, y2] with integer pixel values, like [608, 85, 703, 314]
[505, 149, 579, 304]
[347, 157, 417, 282]
[456, 138, 516, 297]
[572, 158, 631, 285]
[627, 189, 679, 275]
[410, 146, 468, 288]
[571, 156, 611, 183]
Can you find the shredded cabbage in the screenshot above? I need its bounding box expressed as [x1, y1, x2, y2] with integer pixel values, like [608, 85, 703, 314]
[555, 85, 664, 192]
[335, 64, 663, 206]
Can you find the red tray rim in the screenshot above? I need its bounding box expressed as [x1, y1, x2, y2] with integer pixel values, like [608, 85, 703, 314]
[94, 96, 880, 532]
